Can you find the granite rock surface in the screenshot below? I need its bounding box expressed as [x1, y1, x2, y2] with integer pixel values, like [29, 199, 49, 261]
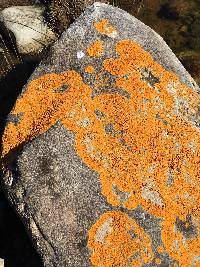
[1, 2, 199, 267]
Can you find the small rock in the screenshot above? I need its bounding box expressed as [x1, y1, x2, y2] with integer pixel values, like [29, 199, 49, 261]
[0, 6, 57, 54]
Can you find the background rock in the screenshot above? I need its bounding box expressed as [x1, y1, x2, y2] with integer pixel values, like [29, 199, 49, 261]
[43, 0, 109, 34]
[129, 0, 200, 86]
[0, 6, 57, 54]
[1, 2, 199, 267]
[0, 0, 37, 10]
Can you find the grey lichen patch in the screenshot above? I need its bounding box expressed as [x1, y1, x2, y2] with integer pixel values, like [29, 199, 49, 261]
[169, 87, 200, 129]
[104, 123, 115, 136]
[91, 85, 131, 99]
[192, 105, 200, 128]
[193, 118, 200, 128]
[104, 123, 125, 138]
[175, 215, 198, 240]
[76, 117, 91, 127]
[95, 217, 113, 243]
[112, 184, 131, 203]
[119, 137, 132, 151]
[94, 109, 106, 119]
[184, 173, 193, 184]
[54, 84, 69, 93]
[141, 68, 160, 88]
[166, 168, 174, 187]
[191, 255, 200, 266]
[127, 253, 140, 266]
[175, 142, 182, 151]
[129, 230, 138, 239]
[148, 163, 158, 174]
[155, 113, 169, 125]
[115, 87, 131, 99]
[141, 181, 164, 208]
[83, 135, 95, 154]
[187, 140, 197, 153]
[154, 96, 166, 109]
[166, 82, 179, 95]
[7, 112, 24, 125]
[175, 97, 191, 116]
[83, 135, 110, 168]
[91, 71, 131, 99]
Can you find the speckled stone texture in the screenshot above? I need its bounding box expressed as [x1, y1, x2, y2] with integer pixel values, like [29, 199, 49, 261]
[1, 3, 199, 267]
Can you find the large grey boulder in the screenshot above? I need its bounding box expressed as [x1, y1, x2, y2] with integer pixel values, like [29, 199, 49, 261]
[1, 2, 199, 267]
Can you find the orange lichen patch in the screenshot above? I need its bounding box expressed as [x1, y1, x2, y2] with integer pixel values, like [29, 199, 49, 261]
[88, 211, 153, 267]
[157, 245, 164, 254]
[155, 258, 162, 265]
[161, 217, 200, 266]
[87, 40, 104, 57]
[94, 19, 117, 37]
[85, 65, 95, 74]
[2, 71, 89, 156]
[101, 40, 200, 218]
[2, 38, 200, 266]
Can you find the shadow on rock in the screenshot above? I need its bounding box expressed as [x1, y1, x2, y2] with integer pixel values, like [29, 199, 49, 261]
[0, 60, 43, 267]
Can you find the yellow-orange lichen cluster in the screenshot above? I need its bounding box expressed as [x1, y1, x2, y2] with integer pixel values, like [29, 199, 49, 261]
[88, 211, 153, 266]
[85, 65, 95, 74]
[162, 217, 200, 266]
[2, 71, 89, 156]
[94, 19, 117, 37]
[2, 19, 200, 266]
[87, 40, 104, 57]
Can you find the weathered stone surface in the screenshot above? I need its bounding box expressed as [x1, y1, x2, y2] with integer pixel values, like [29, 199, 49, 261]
[1, 2, 199, 267]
